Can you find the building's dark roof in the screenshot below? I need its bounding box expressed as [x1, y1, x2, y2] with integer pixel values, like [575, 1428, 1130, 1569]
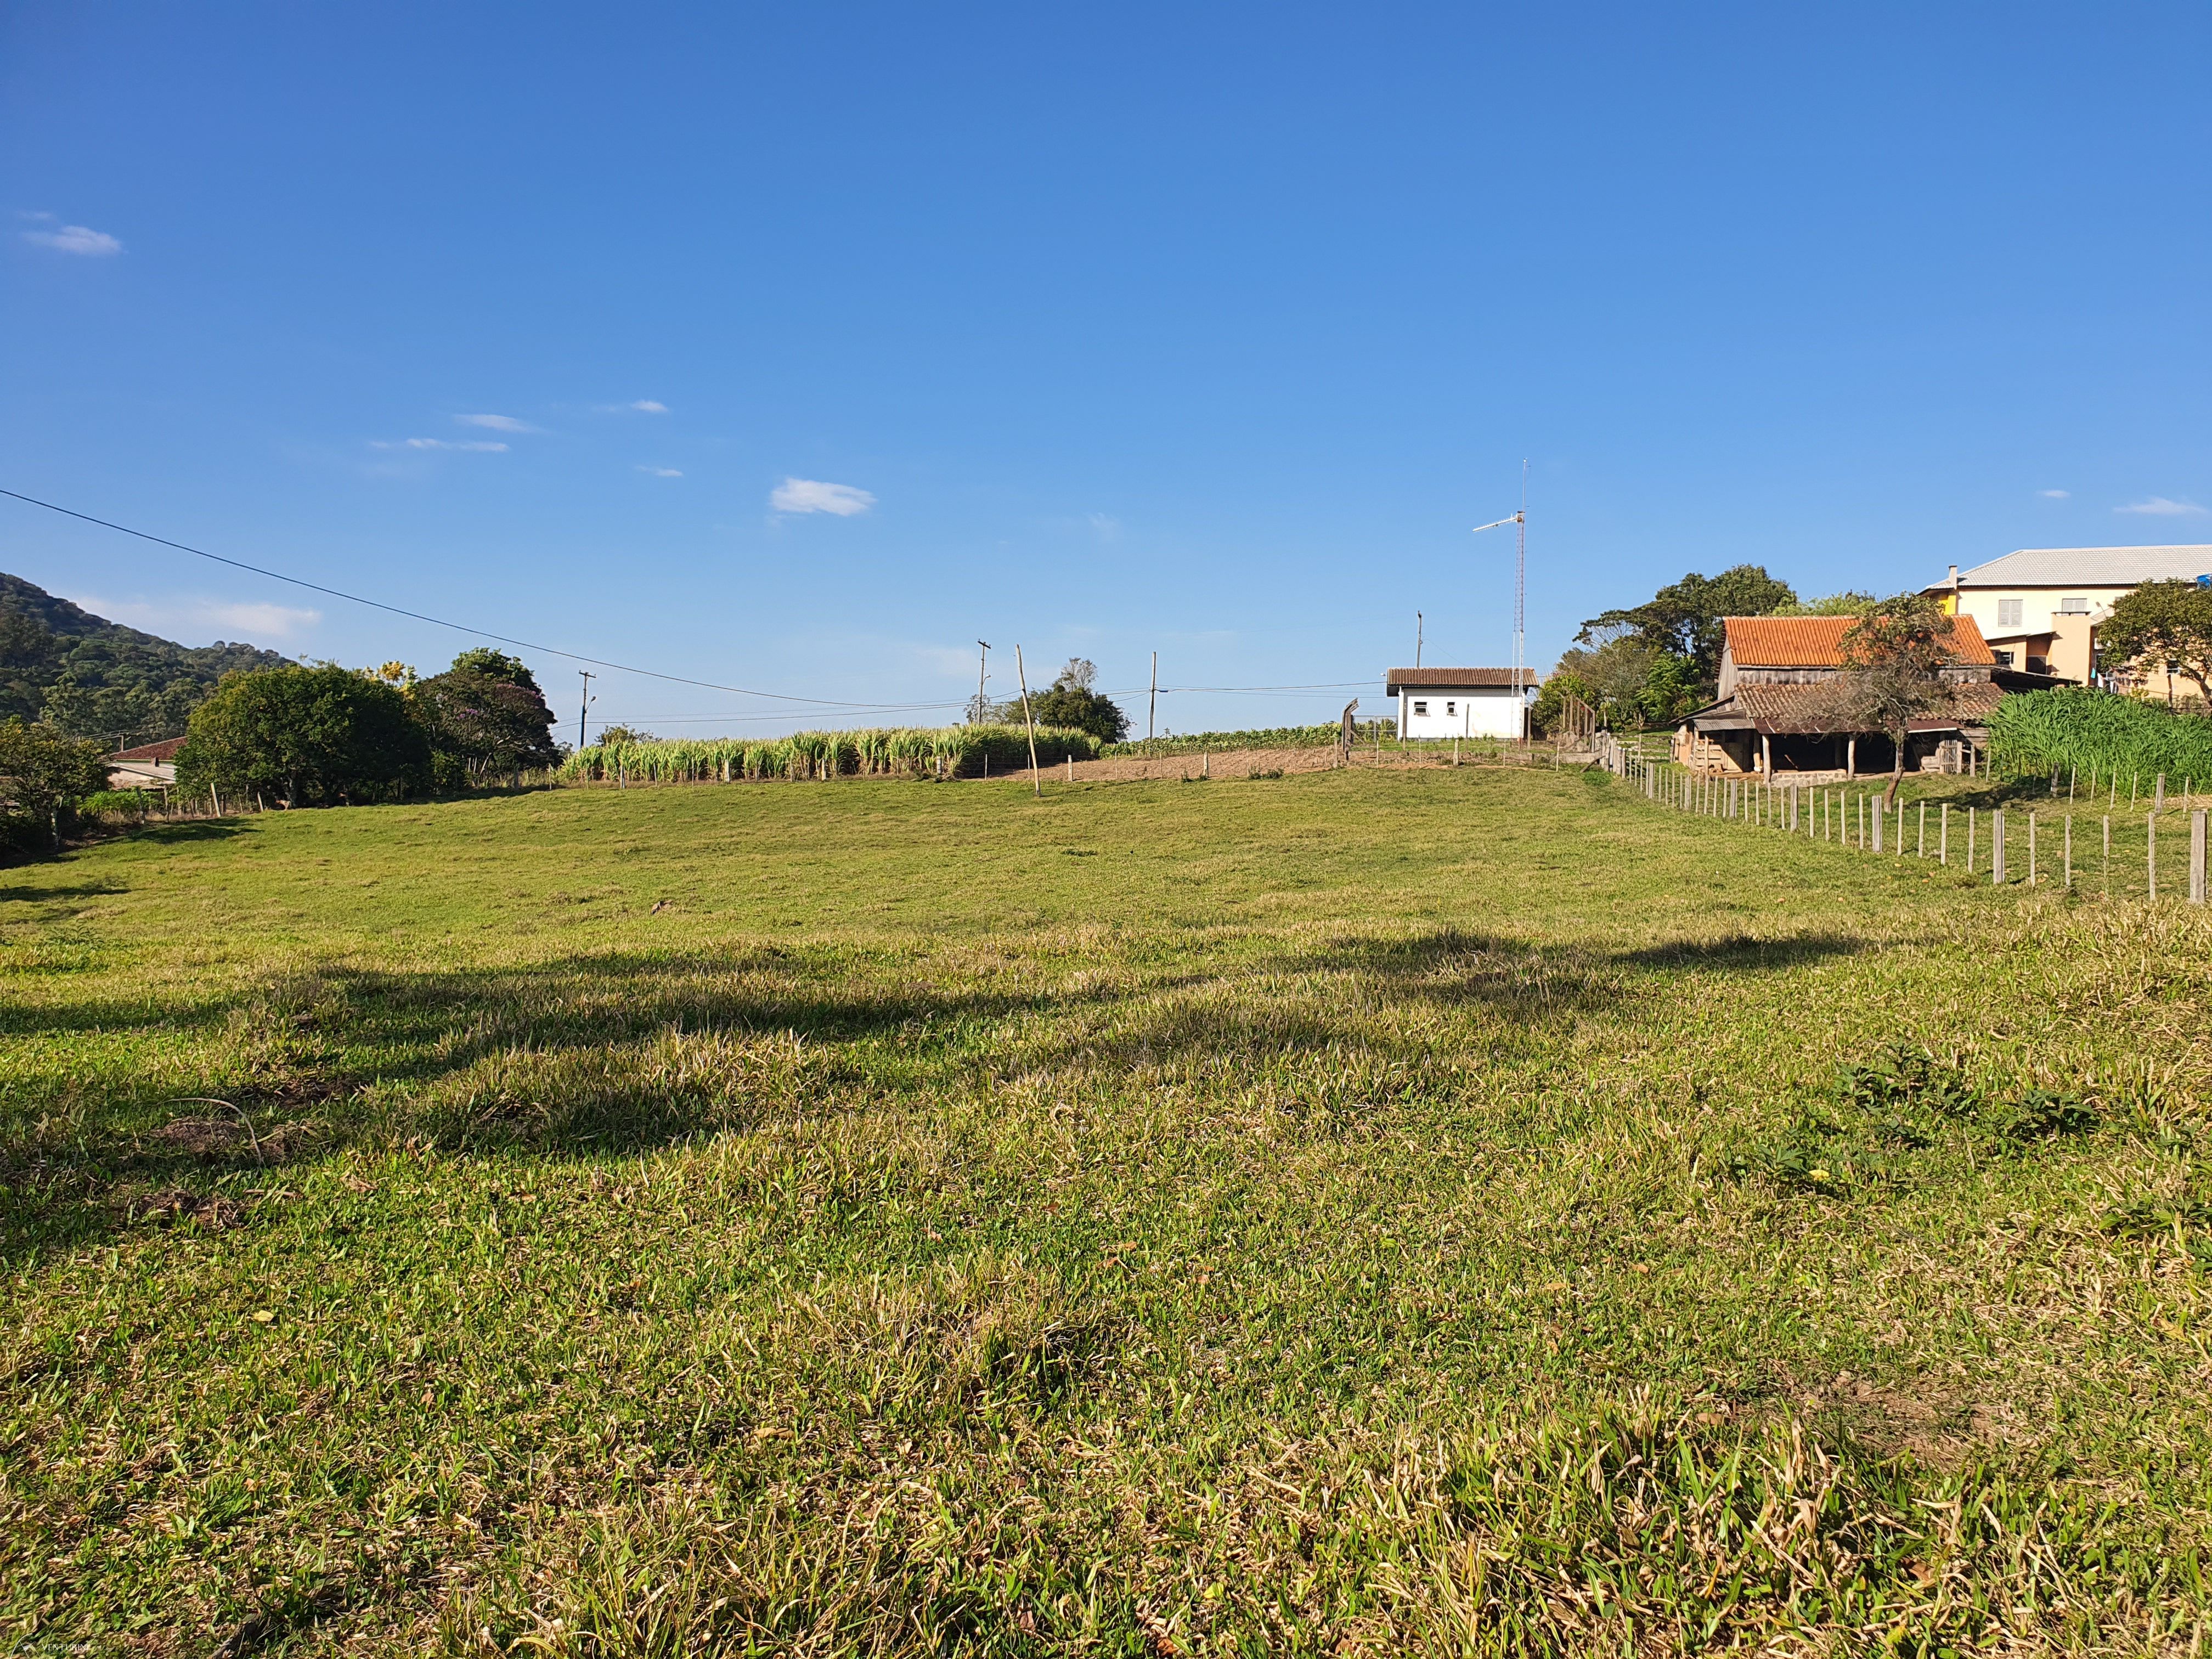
[112, 737, 186, 761]
[1384, 667, 1536, 693]
[1723, 614, 1995, 669]
[1690, 681, 2003, 735]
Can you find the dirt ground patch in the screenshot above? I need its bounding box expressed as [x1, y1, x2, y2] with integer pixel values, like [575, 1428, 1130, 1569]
[1011, 745, 1553, 784]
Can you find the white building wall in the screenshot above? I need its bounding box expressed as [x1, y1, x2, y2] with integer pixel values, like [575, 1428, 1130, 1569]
[1399, 688, 1524, 740]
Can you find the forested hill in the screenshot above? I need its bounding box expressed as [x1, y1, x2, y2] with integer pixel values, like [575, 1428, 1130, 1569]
[0, 572, 291, 747]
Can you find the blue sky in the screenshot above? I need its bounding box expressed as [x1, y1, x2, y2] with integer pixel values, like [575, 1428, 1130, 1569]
[3, 2, 2208, 737]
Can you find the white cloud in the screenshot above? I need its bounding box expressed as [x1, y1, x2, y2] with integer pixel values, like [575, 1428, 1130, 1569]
[628, 399, 668, 413]
[2038, 489, 2069, 499]
[637, 465, 682, 477]
[23, 222, 121, 256]
[70, 594, 320, 642]
[771, 477, 874, 516]
[2116, 496, 2208, 517]
[1088, 512, 1122, 543]
[370, 438, 509, 452]
[456, 413, 539, 433]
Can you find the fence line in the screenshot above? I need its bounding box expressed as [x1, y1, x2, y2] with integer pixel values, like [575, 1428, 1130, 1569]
[1589, 737, 2208, 906]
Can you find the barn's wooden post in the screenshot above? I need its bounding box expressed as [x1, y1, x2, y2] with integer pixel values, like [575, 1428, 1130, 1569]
[1847, 736, 1857, 776]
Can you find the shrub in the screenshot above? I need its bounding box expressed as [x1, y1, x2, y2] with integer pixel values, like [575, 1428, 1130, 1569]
[175, 667, 431, 807]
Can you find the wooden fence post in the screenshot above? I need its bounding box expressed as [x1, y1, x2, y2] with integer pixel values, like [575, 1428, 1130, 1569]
[1895, 797, 1905, 856]
[2064, 815, 2072, 888]
[1967, 808, 1976, 874]
[1940, 802, 1949, 865]
[2029, 811, 2037, 885]
[2191, 809, 2207, 906]
[1991, 809, 2006, 884]
[2103, 814, 2111, 898]
[2148, 814, 2157, 900]
[1872, 795, 1883, 853]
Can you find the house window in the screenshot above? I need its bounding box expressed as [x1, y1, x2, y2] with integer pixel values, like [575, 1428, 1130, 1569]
[2059, 596, 2088, 614]
[1446, 701, 1456, 715]
[1997, 597, 2023, 627]
[1412, 700, 1428, 715]
[1993, 649, 2016, 668]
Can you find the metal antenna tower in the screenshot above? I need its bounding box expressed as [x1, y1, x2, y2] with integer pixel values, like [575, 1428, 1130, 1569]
[1471, 459, 1530, 738]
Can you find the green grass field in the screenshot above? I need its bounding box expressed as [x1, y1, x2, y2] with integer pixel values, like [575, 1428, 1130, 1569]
[4, 765, 2210, 1655]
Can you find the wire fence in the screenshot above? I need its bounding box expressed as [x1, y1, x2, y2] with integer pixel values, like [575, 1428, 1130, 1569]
[1592, 736, 2209, 906]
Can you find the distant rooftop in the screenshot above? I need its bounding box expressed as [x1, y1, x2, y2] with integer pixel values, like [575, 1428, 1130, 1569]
[1383, 667, 1536, 691]
[1942, 545, 2212, 588]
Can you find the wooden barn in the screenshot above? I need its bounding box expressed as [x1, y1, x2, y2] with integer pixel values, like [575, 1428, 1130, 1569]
[1672, 616, 2002, 777]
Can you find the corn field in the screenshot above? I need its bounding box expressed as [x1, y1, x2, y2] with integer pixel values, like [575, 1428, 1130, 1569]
[558, 724, 1101, 784]
[1989, 688, 2212, 793]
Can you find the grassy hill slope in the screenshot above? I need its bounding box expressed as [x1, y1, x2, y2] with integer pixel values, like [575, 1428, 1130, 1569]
[2, 766, 2208, 1652]
[0, 572, 290, 746]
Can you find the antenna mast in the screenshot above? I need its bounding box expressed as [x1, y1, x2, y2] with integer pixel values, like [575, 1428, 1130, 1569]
[1515, 459, 1527, 723]
[1471, 460, 1531, 741]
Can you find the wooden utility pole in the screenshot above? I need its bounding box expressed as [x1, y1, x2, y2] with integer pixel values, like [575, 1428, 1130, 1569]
[976, 642, 991, 723]
[577, 670, 594, 754]
[1015, 645, 1041, 796]
[1148, 651, 1158, 751]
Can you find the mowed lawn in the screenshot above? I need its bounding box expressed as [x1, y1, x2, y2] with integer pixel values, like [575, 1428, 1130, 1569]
[3, 765, 2210, 1655]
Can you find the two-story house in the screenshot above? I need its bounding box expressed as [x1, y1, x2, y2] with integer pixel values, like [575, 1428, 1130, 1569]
[1923, 545, 2212, 692]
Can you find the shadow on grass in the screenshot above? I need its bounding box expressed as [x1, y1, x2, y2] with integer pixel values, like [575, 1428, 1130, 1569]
[0, 880, 127, 905]
[0, 925, 1881, 1265]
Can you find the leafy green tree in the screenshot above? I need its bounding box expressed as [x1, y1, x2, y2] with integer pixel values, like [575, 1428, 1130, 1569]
[1810, 594, 1962, 807]
[175, 667, 430, 808]
[1529, 670, 1601, 737]
[1578, 566, 1799, 689]
[593, 724, 657, 747]
[414, 651, 561, 786]
[1026, 658, 1129, 743]
[0, 719, 111, 849]
[1633, 651, 1703, 725]
[1771, 591, 1877, 617]
[2098, 579, 2212, 705]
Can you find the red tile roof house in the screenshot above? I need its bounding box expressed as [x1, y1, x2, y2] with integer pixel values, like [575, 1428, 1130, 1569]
[1671, 615, 2001, 778]
[106, 736, 185, 789]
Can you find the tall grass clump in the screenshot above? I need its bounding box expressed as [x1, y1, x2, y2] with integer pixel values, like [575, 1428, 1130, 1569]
[559, 725, 1100, 783]
[1989, 688, 2212, 788]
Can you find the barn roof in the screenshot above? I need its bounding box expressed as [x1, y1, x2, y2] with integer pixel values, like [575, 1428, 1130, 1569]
[1722, 614, 1995, 669]
[112, 736, 186, 762]
[1688, 680, 2004, 735]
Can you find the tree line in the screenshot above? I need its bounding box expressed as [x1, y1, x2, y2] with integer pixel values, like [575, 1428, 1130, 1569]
[0, 650, 560, 852]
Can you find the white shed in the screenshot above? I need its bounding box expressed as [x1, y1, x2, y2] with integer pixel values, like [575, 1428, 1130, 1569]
[1384, 668, 1533, 741]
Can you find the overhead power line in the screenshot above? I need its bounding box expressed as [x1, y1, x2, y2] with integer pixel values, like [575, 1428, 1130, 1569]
[0, 487, 1390, 710]
[0, 487, 944, 710]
